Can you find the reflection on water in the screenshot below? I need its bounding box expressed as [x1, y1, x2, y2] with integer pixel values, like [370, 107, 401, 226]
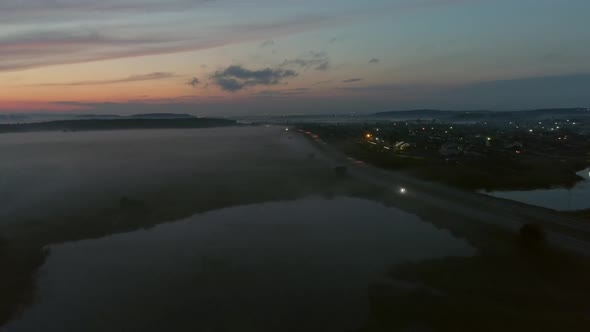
[3, 197, 475, 332]
[482, 168, 590, 211]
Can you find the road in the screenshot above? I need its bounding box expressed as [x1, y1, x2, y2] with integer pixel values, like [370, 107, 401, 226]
[297, 128, 590, 255]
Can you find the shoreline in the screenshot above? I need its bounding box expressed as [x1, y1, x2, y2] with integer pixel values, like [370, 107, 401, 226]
[0, 118, 238, 134]
[316, 137, 589, 192]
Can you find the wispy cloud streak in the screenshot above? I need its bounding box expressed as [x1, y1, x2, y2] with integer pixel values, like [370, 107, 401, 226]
[0, 0, 471, 72]
[30, 72, 176, 87]
[0, 16, 326, 72]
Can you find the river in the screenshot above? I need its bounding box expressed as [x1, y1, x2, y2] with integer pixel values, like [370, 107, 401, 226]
[482, 168, 590, 211]
[0, 126, 475, 331]
[2, 197, 474, 332]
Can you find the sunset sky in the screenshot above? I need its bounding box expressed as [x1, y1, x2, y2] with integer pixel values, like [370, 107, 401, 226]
[1, 0, 589, 115]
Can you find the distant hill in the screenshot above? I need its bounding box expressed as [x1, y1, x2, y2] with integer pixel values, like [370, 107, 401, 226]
[128, 113, 195, 119]
[74, 113, 195, 120]
[374, 109, 469, 119]
[0, 118, 237, 134]
[373, 108, 590, 121]
[75, 114, 121, 119]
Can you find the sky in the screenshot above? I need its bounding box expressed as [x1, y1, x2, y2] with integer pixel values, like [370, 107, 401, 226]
[0, 0, 589, 115]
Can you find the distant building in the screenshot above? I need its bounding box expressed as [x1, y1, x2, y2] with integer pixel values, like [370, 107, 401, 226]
[394, 141, 412, 151]
[439, 142, 462, 156]
[504, 141, 524, 150]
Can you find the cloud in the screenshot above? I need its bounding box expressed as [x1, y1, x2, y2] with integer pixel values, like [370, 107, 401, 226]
[279, 51, 330, 71]
[48, 100, 208, 115]
[337, 73, 590, 110]
[313, 80, 333, 86]
[0, 1, 470, 72]
[188, 77, 200, 87]
[259, 40, 275, 48]
[341, 78, 363, 83]
[31, 72, 176, 87]
[337, 83, 436, 93]
[254, 88, 310, 97]
[0, 15, 327, 72]
[211, 65, 298, 92]
[441, 73, 590, 109]
[315, 61, 330, 71]
[369, 58, 380, 64]
[0, 1, 214, 18]
[0, 30, 181, 72]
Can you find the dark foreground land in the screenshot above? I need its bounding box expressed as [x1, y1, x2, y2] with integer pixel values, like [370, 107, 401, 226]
[1, 126, 589, 331]
[369, 245, 590, 331]
[296, 127, 590, 331]
[0, 118, 237, 133]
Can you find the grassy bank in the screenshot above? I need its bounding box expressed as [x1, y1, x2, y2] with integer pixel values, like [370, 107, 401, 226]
[324, 138, 586, 191]
[366, 233, 590, 331]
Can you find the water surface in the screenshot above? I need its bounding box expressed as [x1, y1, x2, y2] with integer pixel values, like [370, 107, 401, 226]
[482, 168, 590, 211]
[3, 197, 475, 332]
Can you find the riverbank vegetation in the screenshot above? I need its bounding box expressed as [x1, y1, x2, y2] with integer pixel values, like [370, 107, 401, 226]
[367, 229, 590, 331]
[298, 123, 590, 191]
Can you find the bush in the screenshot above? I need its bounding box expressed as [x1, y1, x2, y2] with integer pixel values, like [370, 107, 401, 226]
[333, 166, 348, 176]
[518, 223, 546, 248]
[119, 196, 145, 210]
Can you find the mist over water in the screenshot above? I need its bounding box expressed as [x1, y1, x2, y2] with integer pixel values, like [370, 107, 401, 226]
[0, 127, 328, 224]
[3, 197, 474, 332]
[3, 124, 589, 332]
[0, 126, 476, 331]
